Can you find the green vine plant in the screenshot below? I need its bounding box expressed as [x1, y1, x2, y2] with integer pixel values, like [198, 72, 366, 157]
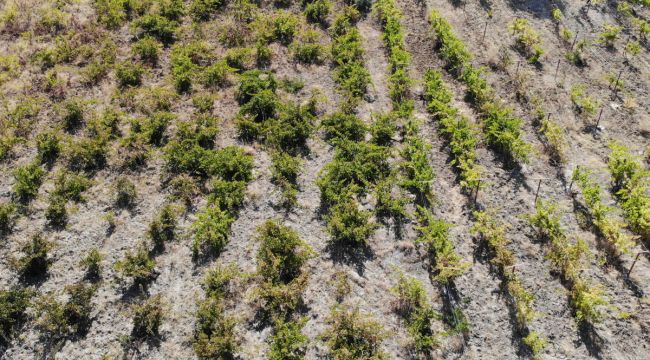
[607, 141, 650, 241]
[429, 10, 531, 165]
[525, 200, 609, 327]
[571, 167, 635, 256]
[473, 210, 546, 356]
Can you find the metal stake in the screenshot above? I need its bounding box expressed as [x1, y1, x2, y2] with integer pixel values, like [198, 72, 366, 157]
[612, 68, 624, 94]
[554, 59, 561, 81]
[534, 179, 542, 204]
[596, 108, 603, 127]
[482, 21, 488, 43]
[627, 251, 649, 278]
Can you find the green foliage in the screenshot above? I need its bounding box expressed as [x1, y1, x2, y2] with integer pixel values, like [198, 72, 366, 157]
[52, 171, 92, 203]
[272, 11, 299, 45]
[114, 176, 137, 208]
[607, 142, 650, 240]
[317, 140, 390, 206]
[269, 318, 308, 360]
[133, 14, 178, 44]
[114, 243, 156, 284]
[481, 103, 531, 163]
[508, 18, 544, 63]
[429, 10, 471, 74]
[571, 280, 608, 324]
[291, 29, 326, 64]
[203, 265, 238, 299]
[208, 179, 247, 213]
[192, 204, 235, 258]
[33, 283, 96, 337]
[0, 202, 16, 235]
[12, 234, 54, 278]
[59, 98, 85, 132]
[331, 8, 370, 101]
[415, 207, 468, 284]
[539, 117, 567, 164]
[193, 297, 239, 359]
[472, 210, 514, 272]
[80, 248, 102, 279]
[13, 161, 45, 202]
[400, 124, 434, 202]
[0, 287, 34, 345]
[65, 136, 108, 172]
[271, 152, 301, 209]
[132, 36, 161, 65]
[570, 84, 599, 116]
[598, 24, 622, 47]
[523, 331, 547, 357]
[304, 0, 330, 24]
[202, 60, 234, 88]
[116, 61, 144, 87]
[190, 0, 225, 21]
[326, 198, 377, 246]
[321, 112, 367, 143]
[131, 294, 164, 338]
[148, 204, 177, 247]
[45, 195, 67, 226]
[256, 221, 313, 315]
[320, 305, 386, 360]
[391, 273, 439, 354]
[192, 93, 214, 113]
[423, 69, 481, 189]
[572, 167, 633, 255]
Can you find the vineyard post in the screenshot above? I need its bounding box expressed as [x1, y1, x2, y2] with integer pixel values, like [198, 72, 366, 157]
[515, 61, 521, 76]
[554, 59, 561, 81]
[595, 108, 603, 128]
[627, 251, 649, 278]
[474, 180, 481, 205]
[571, 31, 579, 49]
[482, 20, 488, 43]
[534, 179, 542, 204]
[612, 68, 624, 94]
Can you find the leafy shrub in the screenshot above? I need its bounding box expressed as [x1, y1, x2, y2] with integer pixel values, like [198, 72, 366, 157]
[192, 93, 214, 113]
[266, 103, 314, 153]
[159, 0, 185, 20]
[304, 0, 330, 24]
[59, 98, 85, 132]
[570, 84, 599, 116]
[225, 47, 254, 70]
[271, 152, 300, 208]
[369, 113, 396, 146]
[115, 62, 144, 87]
[269, 318, 308, 360]
[45, 195, 67, 226]
[142, 111, 174, 146]
[0, 287, 34, 346]
[114, 176, 137, 208]
[132, 14, 178, 44]
[202, 60, 234, 88]
[208, 179, 247, 213]
[168, 174, 199, 207]
[472, 210, 515, 272]
[207, 146, 254, 182]
[330, 20, 370, 100]
[132, 36, 161, 65]
[148, 204, 177, 247]
[11, 233, 54, 278]
[400, 126, 434, 202]
[572, 167, 633, 255]
[321, 112, 367, 143]
[36, 132, 61, 164]
[292, 30, 326, 65]
[598, 24, 621, 47]
[203, 265, 238, 299]
[326, 199, 377, 246]
[193, 297, 239, 359]
[192, 204, 235, 258]
[571, 280, 608, 324]
[415, 207, 468, 284]
[190, 0, 225, 21]
[607, 142, 650, 239]
[65, 137, 108, 172]
[35, 283, 97, 336]
[508, 18, 544, 63]
[320, 305, 386, 360]
[114, 243, 156, 284]
[131, 294, 164, 338]
[481, 103, 531, 163]
[0, 202, 16, 235]
[391, 273, 439, 354]
[317, 140, 390, 206]
[272, 11, 299, 45]
[80, 248, 102, 279]
[236, 70, 277, 103]
[52, 171, 92, 202]
[257, 220, 313, 285]
[13, 161, 46, 202]
[237, 90, 280, 137]
[523, 331, 547, 357]
[539, 117, 568, 164]
[94, 0, 129, 29]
